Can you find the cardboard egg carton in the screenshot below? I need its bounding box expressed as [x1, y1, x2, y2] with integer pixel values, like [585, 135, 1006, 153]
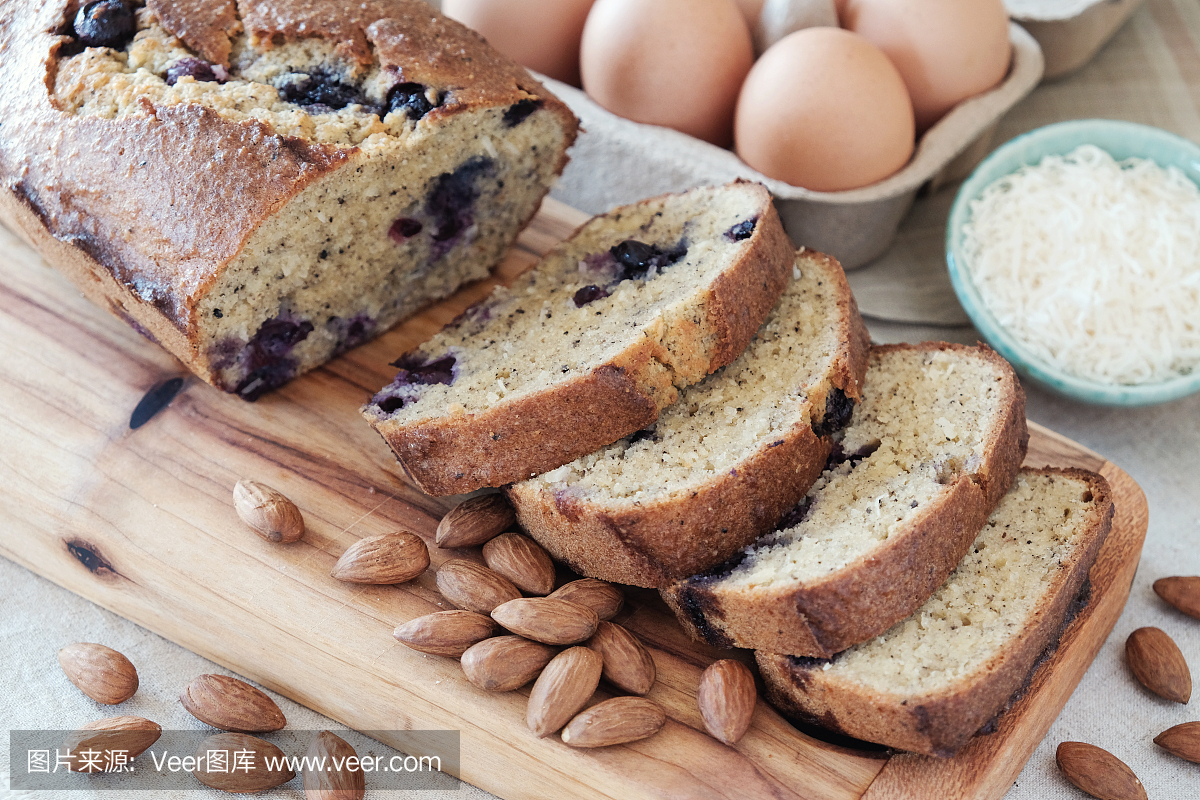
[547, 23, 1043, 270]
[1005, 0, 1147, 80]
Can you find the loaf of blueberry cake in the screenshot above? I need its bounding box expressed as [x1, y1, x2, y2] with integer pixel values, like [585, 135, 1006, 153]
[505, 249, 870, 588]
[0, 0, 576, 399]
[364, 182, 795, 496]
[662, 343, 1029, 658]
[757, 468, 1114, 757]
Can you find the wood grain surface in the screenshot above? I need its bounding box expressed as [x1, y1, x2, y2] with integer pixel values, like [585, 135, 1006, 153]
[0, 199, 1147, 800]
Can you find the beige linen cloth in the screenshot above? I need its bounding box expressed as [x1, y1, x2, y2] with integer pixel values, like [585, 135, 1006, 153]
[3, 2, 1200, 799]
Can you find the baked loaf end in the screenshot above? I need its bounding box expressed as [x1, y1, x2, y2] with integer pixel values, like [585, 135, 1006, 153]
[0, 0, 576, 399]
[663, 342, 1029, 657]
[757, 468, 1114, 757]
[364, 182, 795, 496]
[507, 249, 870, 588]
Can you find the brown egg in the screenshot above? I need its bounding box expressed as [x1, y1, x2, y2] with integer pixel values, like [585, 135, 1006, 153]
[734, 27, 914, 192]
[443, 0, 596, 86]
[841, 0, 1011, 132]
[580, 0, 754, 146]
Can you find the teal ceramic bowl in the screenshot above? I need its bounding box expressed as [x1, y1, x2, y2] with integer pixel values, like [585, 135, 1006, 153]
[946, 119, 1200, 406]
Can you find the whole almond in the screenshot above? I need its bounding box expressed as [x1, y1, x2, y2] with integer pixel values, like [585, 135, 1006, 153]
[526, 646, 603, 738]
[1154, 576, 1200, 619]
[435, 559, 521, 614]
[62, 716, 161, 771]
[1154, 721, 1200, 763]
[331, 531, 430, 584]
[461, 635, 558, 691]
[435, 494, 515, 549]
[483, 533, 556, 595]
[548, 578, 624, 621]
[180, 674, 287, 732]
[303, 730, 365, 800]
[194, 732, 295, 793]
[234, 479, 304, 543]
[586, 621, 656, 695]
[492, 597, 599, 645]
[561, 696, 666, 748]
[1056, 741, 1147, 800]
[698, 659, 756, 745]
[58, 642, 139, 704]
[394, 610, 497, 657]
[1125, 626, 1191, 703]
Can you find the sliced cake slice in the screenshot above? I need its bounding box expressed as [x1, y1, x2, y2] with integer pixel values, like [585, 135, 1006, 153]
[506, 249, 870, 588]
[364, 182, 794, 496]
[662, 343, 1029, 658]
[756, 468, 1115, 757]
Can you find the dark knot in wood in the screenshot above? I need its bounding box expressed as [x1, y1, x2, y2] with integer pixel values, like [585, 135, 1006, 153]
[65, 538, 120, 579]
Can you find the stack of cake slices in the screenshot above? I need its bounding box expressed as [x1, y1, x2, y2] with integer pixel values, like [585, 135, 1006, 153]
[364, 182, 1115, 757]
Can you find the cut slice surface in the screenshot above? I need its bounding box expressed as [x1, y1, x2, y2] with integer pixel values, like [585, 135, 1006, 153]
[757, 468, 1114, 757]
[507, 249, 869, 587]
[364, 182, 794, 495]
[662, 342, 1029, 657]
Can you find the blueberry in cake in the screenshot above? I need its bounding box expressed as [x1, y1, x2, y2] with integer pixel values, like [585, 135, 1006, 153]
[363, 182, 795, 496]
[0, 0, 577, 399]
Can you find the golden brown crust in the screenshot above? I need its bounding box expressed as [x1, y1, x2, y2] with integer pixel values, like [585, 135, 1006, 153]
[240, 0, 377, 62]
[374, 185, 795, 496]
[505, 251, 871, 588]
[756, 468, 1114, 757]
[0, 184, 194, 361]
[367, 15, 552, 113]
[240, 0, 400, 66]
[701, 198, 794, 370]
[147, 0, 239, 67]
[835, 274, 871, 402]
[0, 0, 577, 392]
[661, 342, 1029, 657]
[12, 100, 350, 332]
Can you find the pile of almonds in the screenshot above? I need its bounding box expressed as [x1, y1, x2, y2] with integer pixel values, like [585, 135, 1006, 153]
[399, 494, 671, 747]
[388, 492, 757, 748]
[1056, 576, 1200, 800]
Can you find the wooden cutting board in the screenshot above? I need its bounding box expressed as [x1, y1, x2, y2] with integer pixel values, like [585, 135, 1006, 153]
[0, 198, 1148, 800]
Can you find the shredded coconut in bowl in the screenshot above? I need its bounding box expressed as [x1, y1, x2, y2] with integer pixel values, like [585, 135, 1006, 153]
[961, 144, 1200, 386]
